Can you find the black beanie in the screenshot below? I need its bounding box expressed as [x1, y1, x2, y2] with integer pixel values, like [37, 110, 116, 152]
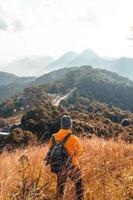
[61, 115, 72, 130]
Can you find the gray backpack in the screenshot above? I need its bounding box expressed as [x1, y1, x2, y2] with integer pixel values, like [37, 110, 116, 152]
[45, 133, 71, 174]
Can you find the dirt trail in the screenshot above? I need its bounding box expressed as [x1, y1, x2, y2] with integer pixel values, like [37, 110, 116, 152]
[52, 87, 76, 107]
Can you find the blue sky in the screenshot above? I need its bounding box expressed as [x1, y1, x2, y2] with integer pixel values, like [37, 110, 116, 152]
[0, 0, 133, 64]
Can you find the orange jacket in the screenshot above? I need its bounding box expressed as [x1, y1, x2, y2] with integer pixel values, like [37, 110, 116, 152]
[48, 129, 83, 166]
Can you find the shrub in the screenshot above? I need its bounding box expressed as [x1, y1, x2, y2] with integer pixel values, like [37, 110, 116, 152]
[0, 118, 9, 128]
[21, 106, 66, 141]
[6, 128, 36, 148]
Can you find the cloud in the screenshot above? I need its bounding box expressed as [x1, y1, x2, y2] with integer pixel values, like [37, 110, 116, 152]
[0, 16, 8, 30]
[0, 16, 24, 32]
[77, 8, 98, 25]
[0, 0, 133, 63]
[0, 2, 24, 32]
[128, 36, 133, 41]
[12, 19, 24, 32]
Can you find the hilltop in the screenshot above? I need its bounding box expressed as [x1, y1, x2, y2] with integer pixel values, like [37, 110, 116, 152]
[0, 62, 133, 106]
[34, 66, 133, 111]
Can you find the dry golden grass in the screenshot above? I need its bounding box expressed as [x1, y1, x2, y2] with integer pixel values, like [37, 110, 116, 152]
[0, 138, 133, 200]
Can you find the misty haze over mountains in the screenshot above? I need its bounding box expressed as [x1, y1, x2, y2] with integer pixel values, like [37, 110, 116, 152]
[2, 55, 54, 77]
[1, 48, 133, 80]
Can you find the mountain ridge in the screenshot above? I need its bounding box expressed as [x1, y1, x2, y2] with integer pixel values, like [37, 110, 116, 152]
[0, 71, 36, 103]
[40, 49, 133, 80]
[0, 71, 18, 86]
[28, 66, 133, 112]
[40, 51, 79, 74]
[3, 55, 54, 77]
[1, 48, 133, 80]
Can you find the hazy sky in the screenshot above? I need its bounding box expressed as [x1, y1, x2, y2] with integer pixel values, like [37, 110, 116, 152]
[0, 0, 133, 63]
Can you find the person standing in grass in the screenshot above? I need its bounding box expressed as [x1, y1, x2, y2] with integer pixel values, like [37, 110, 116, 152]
[46, 115, 84, 200]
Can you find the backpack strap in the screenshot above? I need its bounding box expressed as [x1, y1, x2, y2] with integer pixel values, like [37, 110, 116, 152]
[59, 133, 71, 146]
[52, 135, 56, 146]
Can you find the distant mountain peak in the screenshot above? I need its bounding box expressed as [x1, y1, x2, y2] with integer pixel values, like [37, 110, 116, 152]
[1, 48, 133, 81]
[53, 51, 78, 61]
[41, 51, 79, 73]
[3, 55, 54, 77]
[81, 48, 99, 57]
[60, 51, 78, 57]
[68, 48, 99, 66]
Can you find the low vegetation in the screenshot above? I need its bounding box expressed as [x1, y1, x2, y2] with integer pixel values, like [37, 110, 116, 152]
[0, 138, 132, 200]
[0, 118, 9, 128]
[5, 128, 36, 150]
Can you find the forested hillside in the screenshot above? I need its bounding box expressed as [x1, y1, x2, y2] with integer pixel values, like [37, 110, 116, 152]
[0, 76, 36, 103]
[1, 66, 133, 112]
[34, 66, 133, 112]
[0, 72, 17, 86]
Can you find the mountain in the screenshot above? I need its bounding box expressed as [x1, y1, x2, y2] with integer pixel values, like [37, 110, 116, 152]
[39, 49, 133, 80]
[0, 67, 77, 102]
[0, 72, 17, 86]
[0, 75, 36, 103]
[40, 51, 79, 74]
[2, 49, 133, 80]
[34, 66, 133, 111]
[38, 48, 105, 75]
[0, 64, 133, 110]
[87, 57, 133, 81]
[3, 55, 54, 77]
[67, 49, 133, 80]
[69, 48, 100, 66]
[34, 67, 77, 85]
[64, 67, 133, 111]
[109, 57, 133, 80]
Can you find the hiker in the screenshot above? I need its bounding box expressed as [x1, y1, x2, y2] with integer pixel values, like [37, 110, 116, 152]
[45, 115, 84, 200]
